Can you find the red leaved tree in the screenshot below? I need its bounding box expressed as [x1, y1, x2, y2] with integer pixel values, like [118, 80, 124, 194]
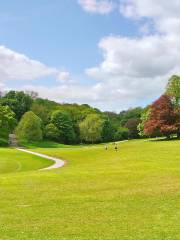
[144, 95, 179, 138]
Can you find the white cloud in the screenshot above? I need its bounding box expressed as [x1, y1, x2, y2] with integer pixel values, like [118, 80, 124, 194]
[0, 46, 59, 82]
[57, 71, 71, 82]
[78, 0, 115, 14]
[19, 83, 141, 111]
[20, 84, 101, 106]
[81, 0, 180, 110]
[85, 33, 180, 106]
[87, 35, 180, 79]
[21, 76, 165, 111]
[120, 0, 180, 35]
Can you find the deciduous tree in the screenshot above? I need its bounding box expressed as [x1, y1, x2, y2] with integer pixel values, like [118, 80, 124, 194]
[16, 111, 43, 141]
[51, 110, 75, 144]
[79, 114, 103, 143]
[1, 91, 33, 120]
[0, 106, 17, 145]
[144, 95, 179, 138]
[45, 123, 60, 141]
[166, 75, 180, 108]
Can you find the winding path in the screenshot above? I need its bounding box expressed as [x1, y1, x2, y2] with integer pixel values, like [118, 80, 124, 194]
[16, 148, 65, 171]
[16, 140, 128, 171]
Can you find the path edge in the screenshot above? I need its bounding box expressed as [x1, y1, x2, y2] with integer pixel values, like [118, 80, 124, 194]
[16, 148, 65, 171]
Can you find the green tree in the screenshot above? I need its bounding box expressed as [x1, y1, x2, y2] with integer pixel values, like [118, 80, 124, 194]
[16, 111, 43, 141]
[31, 98, 59, 125]
[0, 106, 17, 144]
[45, 123, 60, 141]
[119, 107, 143, 126]
[51, 110, 75, 144]
[79, 114, 103, 143]
[0, 91, 33, 120]
[114, 127, 129, 141]
[138, 108, 150, 137]
[101, 119, 115, 142]
[166, 75, 180, 108]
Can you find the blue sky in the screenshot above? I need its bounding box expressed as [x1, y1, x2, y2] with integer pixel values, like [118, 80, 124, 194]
[0, 1, 136, 72]
[0, 0, 180, 111]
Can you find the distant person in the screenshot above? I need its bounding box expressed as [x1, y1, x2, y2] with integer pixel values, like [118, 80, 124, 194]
[115, 144, 118, 151]
[105, 145, 108, 150]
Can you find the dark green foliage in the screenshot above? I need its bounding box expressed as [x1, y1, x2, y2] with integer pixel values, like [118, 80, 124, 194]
[0, 91, 33, 120]
[51, 110, 75, 144]
[101, 119, 115, 142]
[45, 123, 60, 141]
[31, 98, 59, 125]
[114, 127, 129, 141]
[119, 107, 143, 126]
[57, 103, 102, 141]
[104, 111, 121, 129]
[16, 111, 43, 141]
[0, 138, 8, 146]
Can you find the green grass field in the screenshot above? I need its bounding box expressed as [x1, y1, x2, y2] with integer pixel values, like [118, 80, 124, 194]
[0, 148, 53, 174]
[0, 140, 179, 240]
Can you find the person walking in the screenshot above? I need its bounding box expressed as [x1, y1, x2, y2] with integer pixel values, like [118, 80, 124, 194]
[115, 143, 118, 152]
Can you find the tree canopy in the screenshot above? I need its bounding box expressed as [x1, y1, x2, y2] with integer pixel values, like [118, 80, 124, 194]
[51, 110, 76, 144]
[166, 75, 180, 107]
[16, 111, 43, 141]
[144, 95, 179, 138]
[0, 91, 33, 120]
[0, 106, 17, 145]
[79, 114, 103, 143]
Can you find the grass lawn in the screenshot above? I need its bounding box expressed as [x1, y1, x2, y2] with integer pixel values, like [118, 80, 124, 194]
[0, 140, 179, 240]
[0, 148, 53, 174]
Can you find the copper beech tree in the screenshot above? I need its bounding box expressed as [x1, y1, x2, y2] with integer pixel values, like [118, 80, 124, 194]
[144, 95, 180, 139]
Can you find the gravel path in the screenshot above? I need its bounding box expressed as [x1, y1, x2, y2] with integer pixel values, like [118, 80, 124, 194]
[16, 148, 65, 171]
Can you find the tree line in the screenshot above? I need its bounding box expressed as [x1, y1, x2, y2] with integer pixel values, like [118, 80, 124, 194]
[0, 75, 179, 146]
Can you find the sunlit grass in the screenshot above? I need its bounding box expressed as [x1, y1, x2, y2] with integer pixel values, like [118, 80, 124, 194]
[0, 139, 179, 239]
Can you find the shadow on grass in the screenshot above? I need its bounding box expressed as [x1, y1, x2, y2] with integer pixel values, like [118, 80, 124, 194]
[148, 137, 179, 142]
[19, 140, 78, 149]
